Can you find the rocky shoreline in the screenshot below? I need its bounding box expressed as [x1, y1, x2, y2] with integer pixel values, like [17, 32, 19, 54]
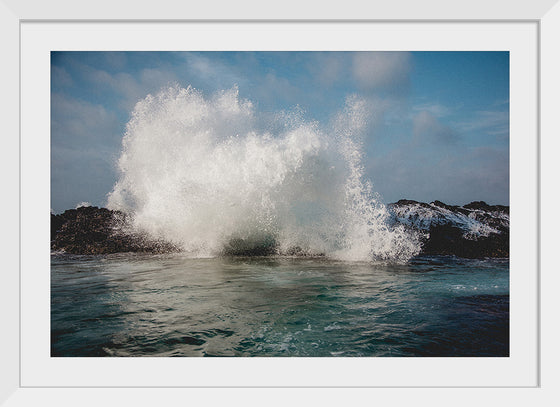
[51, 200, 509, 258]
[388, 200, 509, 258]
[51, 206, 179, 255]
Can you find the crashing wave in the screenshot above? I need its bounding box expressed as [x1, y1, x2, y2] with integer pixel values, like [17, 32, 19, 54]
[107, 85, 421, 262]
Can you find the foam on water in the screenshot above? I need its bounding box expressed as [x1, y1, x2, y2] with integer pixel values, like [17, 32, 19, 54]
[107, 85, 420, 262]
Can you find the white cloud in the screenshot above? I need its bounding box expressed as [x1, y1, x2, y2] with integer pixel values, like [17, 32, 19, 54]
[309, 53, 346, 85]
[103, 52, 127, 70]
[51, 66, 73, 87]
[85, 67, 179, 112]
[412, 111, 458, 144]
[352, 52, 411, 91]
[258, 72, 304, 106]
[456, 110, 509, 139]
[52, 94, 117, 136]
[412, 102, 451, 118]
[51, 93, 120, 147]
[182, 53, 245, 90]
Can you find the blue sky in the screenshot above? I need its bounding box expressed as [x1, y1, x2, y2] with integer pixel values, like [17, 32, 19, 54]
[51, 51, 509, 213]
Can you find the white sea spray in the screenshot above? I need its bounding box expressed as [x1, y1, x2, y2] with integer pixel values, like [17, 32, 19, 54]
[391, 202, 509, 240]
[107, 85, 421, 262]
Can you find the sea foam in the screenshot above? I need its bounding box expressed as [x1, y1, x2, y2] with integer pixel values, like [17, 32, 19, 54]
[107, 85, 420, 262]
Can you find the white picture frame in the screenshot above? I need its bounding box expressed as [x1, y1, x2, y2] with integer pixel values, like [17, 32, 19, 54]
[3, 0, 559, 405]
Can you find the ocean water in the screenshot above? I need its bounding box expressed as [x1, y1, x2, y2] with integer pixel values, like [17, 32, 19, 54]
[51, 84, 508, 357]
[51, 254, 509, 357]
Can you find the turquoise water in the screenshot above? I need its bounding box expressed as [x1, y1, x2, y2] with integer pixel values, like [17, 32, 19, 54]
[51, 254, 509, 357]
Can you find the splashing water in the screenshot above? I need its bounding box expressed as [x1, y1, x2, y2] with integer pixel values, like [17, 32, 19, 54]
[107, 85, 420, 262]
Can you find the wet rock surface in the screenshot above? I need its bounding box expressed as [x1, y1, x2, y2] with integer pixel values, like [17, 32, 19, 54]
[51, 200, 509, 258]
[388, 200, 509, 258]
[51, 206, 179, 255]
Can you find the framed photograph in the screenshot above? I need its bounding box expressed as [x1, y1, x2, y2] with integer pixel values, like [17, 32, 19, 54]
[3, 0, 558, 405]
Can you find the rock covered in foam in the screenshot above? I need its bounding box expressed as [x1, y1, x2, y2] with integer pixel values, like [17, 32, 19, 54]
[388, 200, 509, 258]
[51, 200, 509, 258]
[51, 206, 180, 255]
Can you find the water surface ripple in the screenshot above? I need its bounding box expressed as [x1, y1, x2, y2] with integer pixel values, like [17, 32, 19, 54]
[51, 254, 509, 357]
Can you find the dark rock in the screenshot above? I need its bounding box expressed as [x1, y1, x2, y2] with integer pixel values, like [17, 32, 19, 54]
[431, 200, 457, 211]
[463, 201, 491, 210]
[222, 235, 278, 256]
[51, 206, 180, 255]
[391, 199, 431, 209]
[430, 200, 470, 216]
[52, 200, 510, 259]
[388, 199, 509, 259]
[463, 201, 509, 214]
[421, 223, 509, 259]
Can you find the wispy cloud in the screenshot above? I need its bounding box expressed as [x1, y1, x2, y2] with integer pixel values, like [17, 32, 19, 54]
[182, 53, 244, 89]
[456, 110, 509, 139]
[51, 93, 121, 148]
[50, 51, 510, 210]
[412, 111, 459, 145]
[51, 66, 73, 88]
[492, 98, 510, 107]
[352, 52, 411, 92]
[86, 67, 179, 112]
[307, 52, 346, 86]
[412, 102, 451, 118]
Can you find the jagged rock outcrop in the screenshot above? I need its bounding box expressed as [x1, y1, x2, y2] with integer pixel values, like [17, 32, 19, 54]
[388, 199, 509, 258]
[51, 200, 509, 258]
[51, 206, 179, 255]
